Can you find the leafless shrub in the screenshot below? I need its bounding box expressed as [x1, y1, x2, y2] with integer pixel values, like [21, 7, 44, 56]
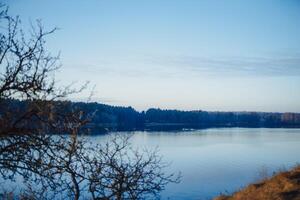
[0, 4, 179, 199]
[86, 135, 181, 200]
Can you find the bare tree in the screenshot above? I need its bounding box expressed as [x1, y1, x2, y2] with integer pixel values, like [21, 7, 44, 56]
[0, 3, 57, 179]
[86, 135, 180, 200]
[0, 3, 88, 192]
[33, 134, 180, 200]
[0, 4, 180, 200]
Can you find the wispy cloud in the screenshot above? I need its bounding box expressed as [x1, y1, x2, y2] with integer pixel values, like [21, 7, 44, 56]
[63, 53, 300, 78]
[146, 54, 300, 77]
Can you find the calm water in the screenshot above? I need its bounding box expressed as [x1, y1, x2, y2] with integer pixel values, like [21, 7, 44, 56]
[93, 128, 300, 200]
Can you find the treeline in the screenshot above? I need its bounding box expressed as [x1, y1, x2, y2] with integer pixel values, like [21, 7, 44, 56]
[70, 102, 300, 132]
[3, 99, 300, 133]
[144, 108, 300, 130]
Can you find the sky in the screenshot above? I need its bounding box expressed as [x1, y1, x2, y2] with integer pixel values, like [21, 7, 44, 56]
[4, 0, 300, 112]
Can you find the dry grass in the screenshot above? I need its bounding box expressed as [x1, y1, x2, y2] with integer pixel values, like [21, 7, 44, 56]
[214, 165, 300, 200]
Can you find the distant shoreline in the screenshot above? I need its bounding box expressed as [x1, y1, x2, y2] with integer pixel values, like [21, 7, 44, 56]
[85, 122, 300, 134]
[4, 99, 300, 134]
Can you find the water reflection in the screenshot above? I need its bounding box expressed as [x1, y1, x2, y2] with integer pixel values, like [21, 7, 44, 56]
[92, 128, 300, 199]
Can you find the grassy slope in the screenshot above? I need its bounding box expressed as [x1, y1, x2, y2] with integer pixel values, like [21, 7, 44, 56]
[214, 166, 300, 200]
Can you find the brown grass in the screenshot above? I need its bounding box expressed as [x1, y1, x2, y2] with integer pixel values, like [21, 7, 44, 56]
[214, 166, 300, 200]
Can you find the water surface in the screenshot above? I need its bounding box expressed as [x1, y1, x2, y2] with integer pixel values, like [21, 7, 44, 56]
[93, 128, 300, 200]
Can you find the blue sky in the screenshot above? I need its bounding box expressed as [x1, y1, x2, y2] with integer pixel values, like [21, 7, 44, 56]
[5, 0, 300, 112]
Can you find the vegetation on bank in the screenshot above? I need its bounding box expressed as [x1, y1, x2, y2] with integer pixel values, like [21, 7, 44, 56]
[214, 165, 300, 200]
[3, 99, 300, 133]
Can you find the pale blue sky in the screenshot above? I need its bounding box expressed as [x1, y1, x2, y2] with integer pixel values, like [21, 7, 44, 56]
[5, 0, 300, 112]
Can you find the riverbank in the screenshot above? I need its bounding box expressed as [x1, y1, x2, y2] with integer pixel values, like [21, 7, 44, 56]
[214, 165, 300, 200]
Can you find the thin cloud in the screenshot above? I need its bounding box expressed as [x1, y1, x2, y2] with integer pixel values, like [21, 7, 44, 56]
[146, 54, 300, 77]
[63, 53, 300, 78]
